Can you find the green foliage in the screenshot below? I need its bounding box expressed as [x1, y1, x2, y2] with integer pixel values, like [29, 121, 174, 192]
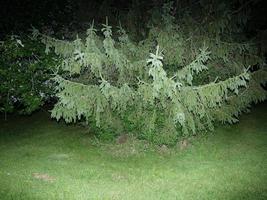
[0, 35, 57, 117]
[39, 1, 267, 145]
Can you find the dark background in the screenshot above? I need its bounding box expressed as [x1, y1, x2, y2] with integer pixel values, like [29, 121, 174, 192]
[0, 0, 267, 39]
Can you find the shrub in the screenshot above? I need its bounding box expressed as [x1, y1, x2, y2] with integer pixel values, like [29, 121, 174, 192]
[0, 35, 58, 118]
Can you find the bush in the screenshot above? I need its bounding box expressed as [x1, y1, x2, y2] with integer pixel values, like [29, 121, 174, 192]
[0, 35, 58, 118]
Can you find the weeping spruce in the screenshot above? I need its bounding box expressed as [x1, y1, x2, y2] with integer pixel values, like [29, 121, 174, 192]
[36, 2, 267, 145]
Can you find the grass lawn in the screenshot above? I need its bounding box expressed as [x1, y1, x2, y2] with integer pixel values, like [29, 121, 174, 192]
[0, 103, 267, 200]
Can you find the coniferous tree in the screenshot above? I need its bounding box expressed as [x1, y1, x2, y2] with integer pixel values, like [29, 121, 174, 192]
[36, 1, 267, 145]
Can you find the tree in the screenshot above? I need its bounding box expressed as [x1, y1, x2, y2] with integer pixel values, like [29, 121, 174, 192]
[38, 1, 266, 145]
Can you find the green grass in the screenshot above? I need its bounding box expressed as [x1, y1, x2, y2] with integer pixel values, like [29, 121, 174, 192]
[0, 103, 267, 200]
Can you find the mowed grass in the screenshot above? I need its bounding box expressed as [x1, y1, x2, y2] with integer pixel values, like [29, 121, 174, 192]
[0, 103, 267, 200]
